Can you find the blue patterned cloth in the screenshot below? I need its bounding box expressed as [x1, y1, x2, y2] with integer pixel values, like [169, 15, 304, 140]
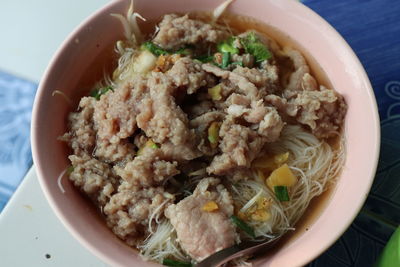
[0, 71, 36, 211]
[303, 0, 400, 266]
[0, 0, 399, 266]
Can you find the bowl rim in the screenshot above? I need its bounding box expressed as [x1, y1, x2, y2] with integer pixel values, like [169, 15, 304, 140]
[278, 1, 380, 266]
[31, 1, 135, 266]
[31, 0, 381, 266]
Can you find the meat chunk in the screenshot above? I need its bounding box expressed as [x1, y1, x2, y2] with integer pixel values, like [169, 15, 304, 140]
[137, 73, 201, 160]
[283, 47, 310, 98]
[165, 178, 236, 261]
[190, 111, 225, 155]
[207, 117, 266, 176]
[94, 138, 135, 163]
[202, 63, 230, 79]
[167, 57, 215, 94]
[69, 154, 118, 206]
[190, 111, 225, 130]
[185, 100, 214, 118]
[93, 77, 148, 143]
[62, 91, 137, 164]
[229, 72, 260, 98]
[289, 86, 347, 138]
[202, 63, 284, 175]
[265, 87, 346, 139]
[114, 149, 179, 187]
[202, 64, 262, 98]
[301, 73, 318, 91]
[153, 14, 229, 50]
[231, 53, 255, 68]
[104, 183, 174, 246]
[225, 94, 284, 141]
[157, 142, 203, 162]
[232, 65, 279, 95]
[264, 94, 296, 117]
[232, 67, 270, 88]
[257, 106, 284, 140]
[60, 97, 96, 156]
[225, 93, 251, 106]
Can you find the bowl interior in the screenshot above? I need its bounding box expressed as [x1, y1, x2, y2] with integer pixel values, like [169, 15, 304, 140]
[32, 0, 380, 266]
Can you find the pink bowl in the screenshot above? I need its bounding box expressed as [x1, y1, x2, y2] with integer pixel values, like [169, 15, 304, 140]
[31, 0, 380, 266]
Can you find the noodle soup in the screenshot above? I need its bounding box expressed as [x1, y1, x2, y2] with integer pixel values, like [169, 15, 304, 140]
[59, 2, 346, 266]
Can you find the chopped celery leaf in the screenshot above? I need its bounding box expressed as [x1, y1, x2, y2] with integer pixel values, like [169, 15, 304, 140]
[240, 32, 272, 62]
[90, 86, 113, 100]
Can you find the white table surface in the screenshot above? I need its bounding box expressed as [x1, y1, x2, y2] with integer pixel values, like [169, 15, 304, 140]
[0, 167, 108, 267]
[0, 0, 110, 82]
[0, 0, 110, 266]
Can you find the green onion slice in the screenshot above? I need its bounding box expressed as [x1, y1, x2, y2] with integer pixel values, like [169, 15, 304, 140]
[162, 259, 192, 267]
[221, 52, 231, 69]
[195, 54, 214, 63]
[230, 215, 256, 238]
[90, 86, 113, 100]
[175, 45, 194, 56]
[66, 166, 74, 174]
[217, 36, 239, 54]
[151, 143, 159, 149]
[142, 42, 195, 57]
[142, 41, 169, 56]
[274, 185, 290, 202]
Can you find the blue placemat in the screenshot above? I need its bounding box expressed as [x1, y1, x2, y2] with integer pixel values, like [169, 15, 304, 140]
[0, 71, 36, 211]
[0, 0, 399, 266]
[303, 0, 400, 266]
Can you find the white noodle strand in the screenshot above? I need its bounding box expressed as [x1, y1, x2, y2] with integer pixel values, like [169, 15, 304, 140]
[213, 0, 235, 22]
[56, 168, 67, 194]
